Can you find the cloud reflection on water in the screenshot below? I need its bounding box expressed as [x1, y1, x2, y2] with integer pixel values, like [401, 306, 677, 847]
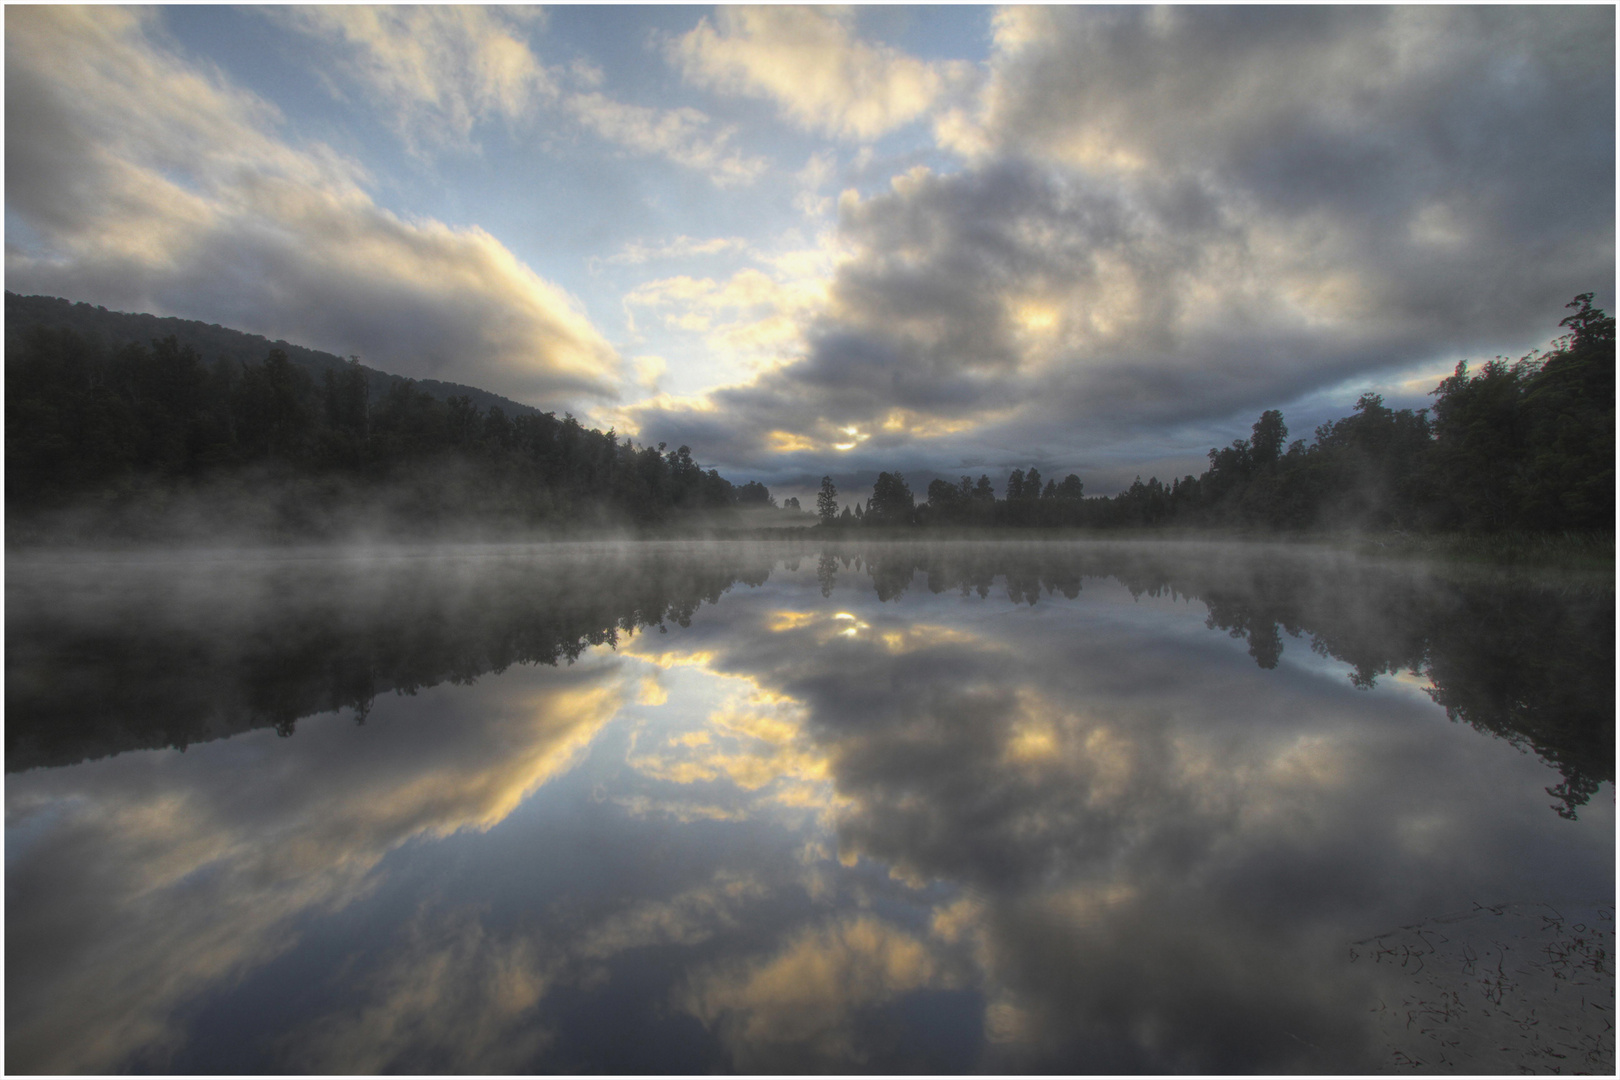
[4, 542, 1611, 1073]
[6, 662, 629, 1073]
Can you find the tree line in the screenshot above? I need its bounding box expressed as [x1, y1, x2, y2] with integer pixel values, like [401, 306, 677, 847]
[7, 293, 1609, 538]
[818, 295, 1613, 534]
[6, 324, 783, 534]
[11, 540, 1609, 817]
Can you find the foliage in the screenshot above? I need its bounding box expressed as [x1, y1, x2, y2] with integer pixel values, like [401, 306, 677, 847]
[866, 471, 915, 525]
[9, 293, 1610, 542]
[5, 325, 775, 537]
[844, 295, 1612, 539]
[817, 476, 839, 524]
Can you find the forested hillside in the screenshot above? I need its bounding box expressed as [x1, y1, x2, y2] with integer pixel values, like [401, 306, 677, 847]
[6, 301, 787, 540]
[5, 293, 538, 420]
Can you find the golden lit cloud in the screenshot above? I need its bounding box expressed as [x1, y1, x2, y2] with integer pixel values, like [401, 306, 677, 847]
[636, 673, 669, 707]
[929, 895, 987, 946]
[673, 8, 970, 141]
[831, 424, 872, 451]
[1013, 300, 1061, 333]
[765, 609, 820, 632]
[680, 916, 948, 1069]
[603, 235, 751, 267]
[877, 409, 986, 440]
[627, 686, 830, 794]
[630, 354, 667, 392]
[624, 265, 831, 374]
[1004, 720, 1061, 764]
[766, 430, 820, 454]
[620, 644, 720, 670]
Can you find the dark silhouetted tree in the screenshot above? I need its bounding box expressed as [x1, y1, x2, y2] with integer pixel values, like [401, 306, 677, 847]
[867, 471, 914, 525]
[817, 476, 839, 524]
[1250, 410, 1287, 467]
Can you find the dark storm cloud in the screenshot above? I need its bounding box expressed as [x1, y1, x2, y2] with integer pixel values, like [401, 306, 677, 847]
[980, 5, 1615, 323]
[636, 5, 1612, 486]
[984, 7, 1612, 226]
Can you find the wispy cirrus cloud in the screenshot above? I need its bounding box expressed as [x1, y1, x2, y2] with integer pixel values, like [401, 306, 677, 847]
[624, 265, 828, 355]
[284, 907, 555, 1074]
[600, 235, 752, 268]
[278, 6, 768, 186]
[274, 6, 554, 153]
[564, 92, 767, 186]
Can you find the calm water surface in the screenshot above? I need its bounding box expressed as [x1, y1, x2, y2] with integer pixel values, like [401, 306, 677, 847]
[6, 540, 1613, 1073]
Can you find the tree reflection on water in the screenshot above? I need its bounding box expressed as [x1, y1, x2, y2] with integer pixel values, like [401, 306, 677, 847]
[11, 541, 1609, 818]
[4, 541, 1612, 1073]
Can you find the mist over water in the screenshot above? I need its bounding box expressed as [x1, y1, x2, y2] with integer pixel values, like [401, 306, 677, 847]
[6, 540, 1613, 1073]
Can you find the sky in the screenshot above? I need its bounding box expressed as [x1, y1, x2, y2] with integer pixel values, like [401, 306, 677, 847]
[5, 5, 1614, 499]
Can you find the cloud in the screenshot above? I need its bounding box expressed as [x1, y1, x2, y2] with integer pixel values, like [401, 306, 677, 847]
[4, 661, 625, 1074]
[635, 7, 1613, 484]
[4, 6, 620, 407]
[573, 873, 769, 959]
[275, 6, 553, 152]
[673, 7, 972, 141]
[681, 916, 947, 1071]
[623, 552, 1609, 1070]
[565, 93, 767, 186]
[951, 6, 1613, 341]
[793, 151, 838, 217]
[606, 234, 841, 437]
[624, 265, 828, 359]
[10, 548, 1607, 1072]
[283, 907, 554, 1073]
[279, 7, 767, 187]
[601, 235, 751, 267]
[626, 682, 832, 798]
[630, 160, 1292, 467]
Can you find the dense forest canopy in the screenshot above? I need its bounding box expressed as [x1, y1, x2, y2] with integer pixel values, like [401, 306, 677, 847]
[4, 293, 1612, 540]
[4, 293, 538, 420]
[5, 295, 797, 538]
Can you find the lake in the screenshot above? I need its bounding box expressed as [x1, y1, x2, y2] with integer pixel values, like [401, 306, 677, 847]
[6, 540, 1613, 1073]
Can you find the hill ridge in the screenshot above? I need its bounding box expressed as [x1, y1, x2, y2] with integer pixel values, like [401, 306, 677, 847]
[4, 292, 543, 420]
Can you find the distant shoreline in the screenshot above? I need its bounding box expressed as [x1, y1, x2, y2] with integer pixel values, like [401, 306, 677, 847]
[7, 523, 1611, 574]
